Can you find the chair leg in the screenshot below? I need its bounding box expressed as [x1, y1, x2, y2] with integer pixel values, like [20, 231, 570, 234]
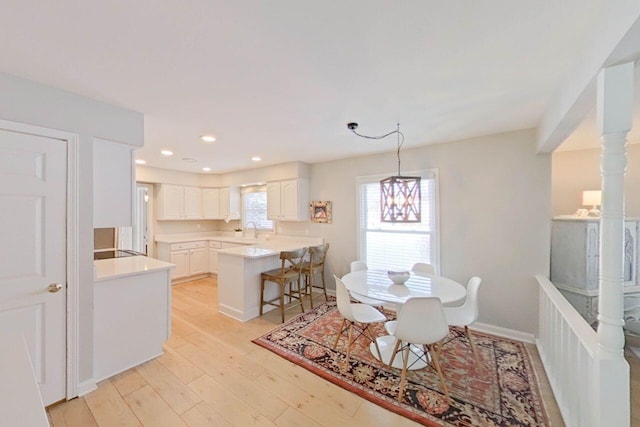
[388, 337, 401, 367]
[333, 318, 346, 349]
[465, 326, 480, 365]
[430, 343, 451, 403]
[398, 341, 410, 401]
[367, 324, 382, 361]
[345, 322, 354, 371]
[259, 278, 265, 316]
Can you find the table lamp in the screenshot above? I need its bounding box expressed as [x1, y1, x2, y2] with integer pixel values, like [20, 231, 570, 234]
[582, 190, 601, 217]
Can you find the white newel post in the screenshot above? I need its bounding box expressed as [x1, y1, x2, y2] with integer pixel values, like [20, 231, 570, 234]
[595, 62, 633, 427]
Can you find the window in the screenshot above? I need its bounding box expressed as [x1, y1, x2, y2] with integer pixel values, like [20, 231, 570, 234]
[242, 186, 273, 230]
[357, 170, 438, 272]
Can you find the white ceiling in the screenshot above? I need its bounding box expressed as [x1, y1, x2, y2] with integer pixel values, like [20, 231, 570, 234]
[0, 1, 624, 172]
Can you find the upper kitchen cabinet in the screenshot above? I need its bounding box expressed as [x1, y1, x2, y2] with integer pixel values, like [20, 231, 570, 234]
[267, 179, 309, 221]
[156, 184, 203, 220]
[203, 187, 240, 219]
[93, 138, 134, 228]
[183, 186, 202, 219]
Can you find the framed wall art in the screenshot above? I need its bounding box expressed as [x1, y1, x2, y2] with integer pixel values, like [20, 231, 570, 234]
[310, 200, 332, 223]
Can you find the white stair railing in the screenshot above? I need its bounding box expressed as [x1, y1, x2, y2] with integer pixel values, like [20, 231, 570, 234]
[536, 275, 629, 427]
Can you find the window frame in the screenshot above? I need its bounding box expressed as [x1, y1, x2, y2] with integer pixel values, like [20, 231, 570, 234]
[355, 169, 440, 272]
[241, 185, 274, 231]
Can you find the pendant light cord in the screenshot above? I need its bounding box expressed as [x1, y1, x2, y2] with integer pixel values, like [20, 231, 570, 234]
[349, 123, 405, 175]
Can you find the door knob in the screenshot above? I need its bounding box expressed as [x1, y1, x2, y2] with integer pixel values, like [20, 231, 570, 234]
[48, 283, 63, 293]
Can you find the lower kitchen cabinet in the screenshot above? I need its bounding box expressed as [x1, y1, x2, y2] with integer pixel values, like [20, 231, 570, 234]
[94, 261, 173, 382]
[157, 241, 209, 282]
[208, 241, 221, 274]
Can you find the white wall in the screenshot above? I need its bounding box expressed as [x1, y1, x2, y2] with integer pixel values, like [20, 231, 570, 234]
[551, 144, 640, 217]
[289, 129, 551, 335]
[0, 72, 143, 386]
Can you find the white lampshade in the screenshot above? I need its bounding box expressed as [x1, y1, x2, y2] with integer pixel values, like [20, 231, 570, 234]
[582, 190, 602, 207]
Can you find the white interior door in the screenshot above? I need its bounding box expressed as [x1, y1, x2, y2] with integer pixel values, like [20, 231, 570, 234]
[0, 127, 67, 405]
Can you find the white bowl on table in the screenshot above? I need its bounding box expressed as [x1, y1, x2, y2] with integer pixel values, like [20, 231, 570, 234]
[387, 270, 410, 285]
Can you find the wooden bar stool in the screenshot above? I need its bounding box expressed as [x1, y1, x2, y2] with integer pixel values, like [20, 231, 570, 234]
[302, 243, 330, 308]
[260, 247, 308, 323]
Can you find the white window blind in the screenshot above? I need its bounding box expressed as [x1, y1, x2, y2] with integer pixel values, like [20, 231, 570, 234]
[242, 186, 273, 230]
[357, 170, 438, 272]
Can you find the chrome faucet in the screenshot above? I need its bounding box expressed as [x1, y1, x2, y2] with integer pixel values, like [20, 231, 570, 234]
[245, 221, 258, 239]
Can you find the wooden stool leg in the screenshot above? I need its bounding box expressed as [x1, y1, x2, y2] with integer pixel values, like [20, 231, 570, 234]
[307, 273, 314, 309]
[279, 282, 285, 323]
[259, 278, 265, 316]
[297, 277, 305, 313]
[321, 271, 328, 301]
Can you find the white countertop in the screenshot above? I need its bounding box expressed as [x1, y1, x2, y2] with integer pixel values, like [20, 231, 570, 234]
[155, 232, 259, 245]
[94, 256, 175, 282]
[554, 215, 640, 221]
[218, 238, 323, 259]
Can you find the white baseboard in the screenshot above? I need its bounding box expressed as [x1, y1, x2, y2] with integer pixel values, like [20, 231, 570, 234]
[76, 379, 97, 397]
[472, 322, 535, 343]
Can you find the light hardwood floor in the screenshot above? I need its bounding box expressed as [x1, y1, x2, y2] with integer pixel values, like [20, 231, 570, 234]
[46, 277, 638, 426]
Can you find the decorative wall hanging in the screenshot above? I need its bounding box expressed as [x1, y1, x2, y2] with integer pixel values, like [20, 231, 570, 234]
[310, 201, 332, 223]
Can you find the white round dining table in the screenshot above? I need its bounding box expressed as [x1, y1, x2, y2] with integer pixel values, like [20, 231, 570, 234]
[340, 269, 467, 370]
[341, 269, 466, 306]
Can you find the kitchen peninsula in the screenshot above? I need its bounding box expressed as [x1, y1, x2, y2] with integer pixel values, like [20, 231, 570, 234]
[217, 236, 324, 321]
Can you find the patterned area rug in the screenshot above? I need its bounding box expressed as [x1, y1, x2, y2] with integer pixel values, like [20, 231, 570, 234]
[252, 299, 550, 426]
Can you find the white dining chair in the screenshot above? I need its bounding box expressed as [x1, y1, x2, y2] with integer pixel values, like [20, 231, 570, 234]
[443, 276, 482, 364]
[349, 260, 368, 272]
[387, 297, 451, 402]
[411, 262, 435, 275]
[333, 275, 386, 370]
[348, 261, 388, 312]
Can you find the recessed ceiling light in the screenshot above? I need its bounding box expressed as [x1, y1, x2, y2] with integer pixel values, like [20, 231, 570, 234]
[135, 159, 146, 165]
[182, 157, 197, 163]
[161, 149, 174, 156]
[202, 167, 211, 172]
[201, 135, 216, 143]
[251, 156, 262, 162]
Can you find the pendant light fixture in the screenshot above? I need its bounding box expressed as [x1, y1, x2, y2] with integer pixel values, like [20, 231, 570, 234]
[347, 122, 421, 223]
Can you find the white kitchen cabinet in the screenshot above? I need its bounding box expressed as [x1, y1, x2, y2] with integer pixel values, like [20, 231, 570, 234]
[550, 217, 640, 324]
[157, 184, 203, 220]
[156, 184, 184, 220]
[202, 188, 221, 219]
[184, 187, 203, 219]
[189, 247, 207, 275]
[208, 241, 222, 274]
[267, 179, 309, 221]
[202, 186, 240, 219]
[170, 250, 189, 279]
[157, 241, 209, 282]
[93, 138, 134, 227]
